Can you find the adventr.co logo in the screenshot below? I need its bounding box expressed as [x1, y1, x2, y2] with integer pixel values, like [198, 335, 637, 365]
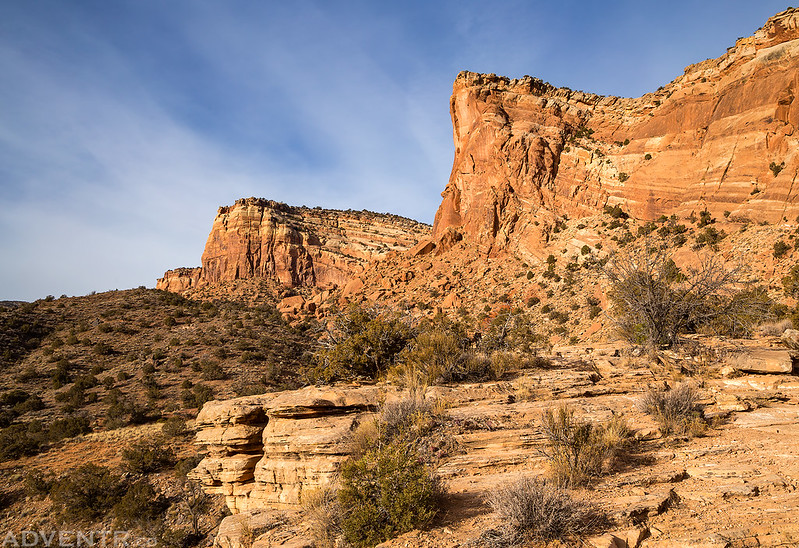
[1, 531, 156, 548]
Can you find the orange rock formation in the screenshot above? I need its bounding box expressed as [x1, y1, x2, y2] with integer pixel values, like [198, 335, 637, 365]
[157, 198, 430, 291]
[432, 8, 799, 259]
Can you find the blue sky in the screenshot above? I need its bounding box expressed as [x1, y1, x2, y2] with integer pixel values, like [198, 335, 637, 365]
[0, 1, 789, 300]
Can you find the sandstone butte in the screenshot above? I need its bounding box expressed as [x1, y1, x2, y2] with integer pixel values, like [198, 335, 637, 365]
[156, 198, 431, 292]
[429, 8, 799, 260]
[159, 9, 799, 292]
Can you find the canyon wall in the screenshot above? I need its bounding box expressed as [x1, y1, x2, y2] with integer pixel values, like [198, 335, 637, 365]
[433, 8, 799, 258]
[157, 198, 430, 291]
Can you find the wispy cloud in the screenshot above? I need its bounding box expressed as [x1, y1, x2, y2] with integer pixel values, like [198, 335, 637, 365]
[0, 0, 789, 300]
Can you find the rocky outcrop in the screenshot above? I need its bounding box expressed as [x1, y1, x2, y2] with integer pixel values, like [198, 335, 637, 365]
[433, 8, 799, 258]
[157, 198, 430, 291]
[156, 267, 202, 293]
[190, 386, 381, 513]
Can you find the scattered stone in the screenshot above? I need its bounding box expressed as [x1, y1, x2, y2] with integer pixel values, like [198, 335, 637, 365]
[731, 349, 795, 374]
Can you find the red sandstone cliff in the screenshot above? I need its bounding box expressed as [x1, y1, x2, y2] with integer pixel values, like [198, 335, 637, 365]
[432, 8, 799, 259]
[157, 198, 430, 291]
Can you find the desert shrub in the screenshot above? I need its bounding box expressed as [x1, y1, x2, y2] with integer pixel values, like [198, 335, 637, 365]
[694, 226, 726, 249]
[703, 286, 775, 338]
[770, 161, 785, 177]
[782, 263, 799, 299]
[758, 318, 793, 336]
[201, 361, 226, 381]
[174, 455, 203, 479]
[161, 417, 189, 437]
[697, 209, 714, 227]
[0, 423, 41, 461]
[51, 359, 72, 388]
[93, 341, 114, 355]
[638, 383, 705, 437]
[338, 441, 439, 547]
[0, 390, 44, 416]
[182, 383, 214, 410]
[303, 487, 341, 548]
[479, 310, 540, 353]
[392, 328, 467, 387]
[618, 172, 629, 182]
[50, 464, 126, 521]
[774, 239, 791, 258]
[46, 415, 91, 442]
[334, 396, 445, 547]
[482, 476, 605, 546]
[605, 246, 757, 348]
[24, 470, 53, 497]
[112, 480, 168, 528]
[603, 204, 628, 219]
[539, 406, 633, 487]
[309, 304, 413, 382]
[122, 439, 176, 473]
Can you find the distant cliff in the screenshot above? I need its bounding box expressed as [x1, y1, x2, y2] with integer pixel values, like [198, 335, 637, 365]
[157, 198, 430, 291]
[432, 8, 799, 257]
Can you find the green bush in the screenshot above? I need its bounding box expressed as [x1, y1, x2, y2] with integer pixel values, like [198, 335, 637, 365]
[0, 423, 41, 461]
[338, 441, 439, 547]
[201, 361, 226, 380]
[161, 417, 189, 438]
[391, 329, 465, 387]
[605, 247, 754, 347]
[774, 239, 791, 259]
[182, 383, 214, 410]
[770, 161, 785, 177]
[540, 406, 633, 487]
[309, 304, 413, 382]
[122, 439, 176, 473]
[50, 464, 126, 521]
[112, 480, 168, 527]
[332, 396, 445, 547]
[603, 204, 628, 219]
[694, 226, 726, 249]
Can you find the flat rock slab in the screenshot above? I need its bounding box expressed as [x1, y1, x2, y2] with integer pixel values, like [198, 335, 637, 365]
[734, 349, 795, 374]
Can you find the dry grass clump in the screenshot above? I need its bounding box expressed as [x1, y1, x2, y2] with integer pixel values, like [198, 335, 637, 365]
[481, 476, 607, 546]
[302, 486, 341, 548]
[637, 383, 705, 437]
[758, 318, 793, 337]
[540, 406, 635, 487]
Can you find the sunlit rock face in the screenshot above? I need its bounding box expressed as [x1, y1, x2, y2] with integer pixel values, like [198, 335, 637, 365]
[157, 198, 430, 291]
[433, 8, 799, 258]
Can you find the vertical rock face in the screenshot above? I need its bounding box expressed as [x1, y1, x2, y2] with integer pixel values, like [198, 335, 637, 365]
[156, 267, 202, 293]
[191, 386, 381, 514]
[157, 198, 430, 291]
[433, 8, 799, 258]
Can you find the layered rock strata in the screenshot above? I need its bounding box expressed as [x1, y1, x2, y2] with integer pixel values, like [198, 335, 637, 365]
[190, 386, 381, 513]
[433, 8, 799, 258]
[157, 198, 430, 291]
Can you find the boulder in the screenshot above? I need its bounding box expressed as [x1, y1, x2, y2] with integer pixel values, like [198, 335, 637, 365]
[733, 349, 795, 374]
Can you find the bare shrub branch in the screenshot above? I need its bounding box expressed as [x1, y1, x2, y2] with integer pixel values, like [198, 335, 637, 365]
[604, 243, 766, 347]
[482, 476, 608, 546]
